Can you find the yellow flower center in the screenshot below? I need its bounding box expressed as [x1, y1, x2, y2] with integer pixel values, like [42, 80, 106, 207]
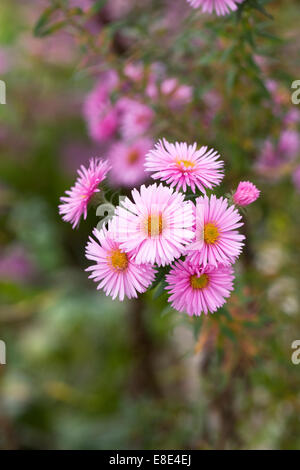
[190, 274, 209, 290]
[145, 213, 163, 237]
[204, 222, 219, 245]
[127, 149, 139, 165]
[110, 249, 128, 271]
[176, 159, 195, 169]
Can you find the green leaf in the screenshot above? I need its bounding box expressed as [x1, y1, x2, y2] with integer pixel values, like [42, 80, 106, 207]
[152, 281, 167, 300]
[226, 67, 237, 93]
[250, 0, 273, 20]
[220, 324, 236, 343]
[33, 6, 58, 37]
[150, 265, 170, 291]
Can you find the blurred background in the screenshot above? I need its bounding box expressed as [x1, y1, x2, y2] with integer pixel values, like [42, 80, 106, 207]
[0, 0, 300, 450]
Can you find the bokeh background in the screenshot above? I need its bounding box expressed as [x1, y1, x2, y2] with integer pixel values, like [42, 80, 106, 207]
[0, 0, 300, 450]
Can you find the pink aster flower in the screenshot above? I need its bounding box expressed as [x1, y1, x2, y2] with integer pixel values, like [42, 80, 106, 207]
[233, 181, 260, 207]
[186, 194, 245, 267]
[187, 0, 244, 16]
[113, 183, 195, 266]
[119, 99, 154, 140]
[145, 139, 224, 193]
[124, 62, 144, 83]
[292, 165, 300, 193]
[59, 158, 110, 229]
[86, 225, 156, 301]
[166, 260, 234, 316]
[108, 138, 153, 188]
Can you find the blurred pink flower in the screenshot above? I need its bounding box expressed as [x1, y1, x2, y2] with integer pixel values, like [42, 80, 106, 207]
[0, 245, 35, 283]
[278, 130, 300, 160]
[265, 79, 290, 114]
[84, 72, 119, 142]
[203, 89, 222, 126]
[108, 138, 152, 187]
[161, 78, 192, 107]
[104, 0, 134, 20]
[59, 158, 110, 228]
[256, 139, 280, 175]
[119, 99, 154, 140]
[124, 62, 144, 82]
[166, 260, 234, 316]
[256, 130, 300, 177]
[187, 0, 244, 16]
[233, 181, 260, 207]
[284, 109, 300, 126]
[146, 77, 192, 108]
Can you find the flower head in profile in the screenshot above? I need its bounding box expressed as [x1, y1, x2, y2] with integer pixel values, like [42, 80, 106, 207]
[113, 183, 194, 266]
[166, 260, 234, 316]
[86, 225, 156, 301]
[145, 139, 224, 193]
[233, 181, 260, 207]
[186, 194, 245, 267]
[187, 0, 244, 16]
[59, 158, 110, 229]
[108, 138, 152, 188]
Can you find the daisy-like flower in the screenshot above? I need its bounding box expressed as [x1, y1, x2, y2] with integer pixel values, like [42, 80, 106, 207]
[145, 139, 224, 193]
[186, 194, 245, 267]
[59, 158, 110, 229]
[86, 225, 156, 301]
[187, 0, 244, 16]
[233, 181, 260, 207]
[166, 260, 234, 316]
[113, 183, 194, 266]
[108, 138, 153, 188]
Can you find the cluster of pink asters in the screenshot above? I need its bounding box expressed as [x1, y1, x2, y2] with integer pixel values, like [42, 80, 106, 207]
[187, 0, 244, 16]
[59, 139, 260, 317]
